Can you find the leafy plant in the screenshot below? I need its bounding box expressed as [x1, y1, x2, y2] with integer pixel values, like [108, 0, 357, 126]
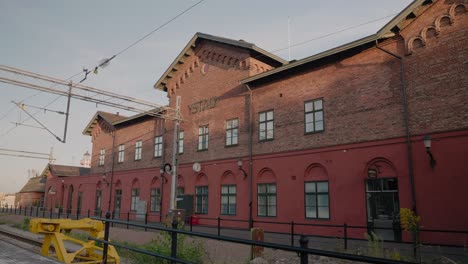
[119, 220, 205, 264]
[400, 208, 421, 261]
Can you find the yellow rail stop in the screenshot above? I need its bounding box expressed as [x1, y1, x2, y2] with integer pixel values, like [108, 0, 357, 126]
[30, 218, 120, 264]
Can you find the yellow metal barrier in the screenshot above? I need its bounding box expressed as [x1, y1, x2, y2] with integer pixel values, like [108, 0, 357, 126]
[30, 218, 120, 264]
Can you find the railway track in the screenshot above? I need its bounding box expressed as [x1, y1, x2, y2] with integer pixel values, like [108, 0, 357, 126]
[0, 228, 43, 248]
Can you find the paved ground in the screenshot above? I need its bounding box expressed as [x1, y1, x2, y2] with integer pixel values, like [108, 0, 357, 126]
[0, 240, 59, 264]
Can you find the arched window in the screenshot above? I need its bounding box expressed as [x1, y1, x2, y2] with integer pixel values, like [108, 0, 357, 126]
[195, 174, 208, 214]
[257, 168, 277, 217]
[131, 179, 140, 211]
[304, 164, 329, 219]
[150, 177, 161, 212]
[221, 171, 236, 215]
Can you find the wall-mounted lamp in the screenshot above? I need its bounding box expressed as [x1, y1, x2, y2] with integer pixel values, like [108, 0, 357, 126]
[423, 135, 436, 168]
[367, 168, 378, 178]
[237, 159, 248, 179]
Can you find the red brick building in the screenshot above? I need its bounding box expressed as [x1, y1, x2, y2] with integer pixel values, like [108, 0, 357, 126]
[16, 176, 45, 208]
[44, 0, 467, 245]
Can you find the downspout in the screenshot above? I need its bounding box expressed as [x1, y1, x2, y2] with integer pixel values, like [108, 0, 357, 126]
[107, 130, 116, 213]
[160, 117, 166, 223]
[245, 84, 254, 229]
[375, 40, 417, 213]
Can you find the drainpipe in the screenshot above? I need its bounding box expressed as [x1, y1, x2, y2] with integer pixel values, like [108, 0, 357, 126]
[375, 40, 417, 214]
[245, 84, 254, 229]
[107, 130, 116, 212]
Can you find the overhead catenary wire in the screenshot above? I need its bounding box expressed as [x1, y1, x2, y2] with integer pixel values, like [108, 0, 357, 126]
[81, 0, 206, 82]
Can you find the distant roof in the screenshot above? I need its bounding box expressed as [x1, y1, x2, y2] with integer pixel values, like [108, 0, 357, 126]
[83, 109, 163, 136]
[241, 0, 431, 85]
[82, 111, 127, 136]
[18, 176, 45, 193]
[48, 164, 91, 177]
[153, 32, 289, 91]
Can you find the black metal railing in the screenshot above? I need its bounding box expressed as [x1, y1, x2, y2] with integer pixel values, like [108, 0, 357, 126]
[93, 213, 417, 264]
[2, 205, 467, 259]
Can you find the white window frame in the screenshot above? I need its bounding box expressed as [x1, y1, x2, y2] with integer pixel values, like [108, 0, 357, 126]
[135, 140, 142, 160]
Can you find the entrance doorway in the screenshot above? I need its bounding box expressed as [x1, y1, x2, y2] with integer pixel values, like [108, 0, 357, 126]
[366, 178, 401, 241]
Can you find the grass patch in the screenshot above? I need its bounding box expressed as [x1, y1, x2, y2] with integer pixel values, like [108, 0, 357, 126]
[117, 227, 205, 264]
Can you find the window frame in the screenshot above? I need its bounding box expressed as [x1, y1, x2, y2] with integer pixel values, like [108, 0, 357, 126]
[131, 188, 140, 211]
[195, 185, 208, 214]
[134, 140, 142, 160]
[154, 136, 163, 158]
[150, 188, 161, 212]
[118, 144, 125, 163]
[197, 125, 209, 151]
[258, 110, 274, 142]
[304, 98, 325, 134]
[225, 118, 239, 147]
[178, 131, 184, 154]
[95, 190, 102, 213]
[304, 181, 330, 220]
[257, 183, 277, 217]
[99, 149, 105, 166]
[220, 184, 237, 215]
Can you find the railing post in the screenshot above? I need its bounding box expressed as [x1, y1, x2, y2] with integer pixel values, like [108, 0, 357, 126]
[66, 209, 70, 219]
[43, 207, 46, 218]
[145, 213, 148, 231]
[87, 209, 90, 218]
[190, 215, 193, 232]
[49, 208, 52, 218]
[299, 235, 309, 264]
[29, 206, 33, 216]
[36, 207, 39, 217]
[58, 207, 62, 219]
[291, 221, 295, 246]
[343, 223, 348, 250]
[102, 212, 111, 264]
[111, 211, 115, 227]
[217, 217, 221, 236]
[76, 211, 80, 220]
[18, 206, 21, 215]
[24, 206, 27, 216]
[171, 219, 178, 263]
[127, 212, 130, 229]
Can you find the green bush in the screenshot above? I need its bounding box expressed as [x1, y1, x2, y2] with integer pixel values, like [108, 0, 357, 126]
[119, 223, 205, 264]
[21, 218, 30, 231]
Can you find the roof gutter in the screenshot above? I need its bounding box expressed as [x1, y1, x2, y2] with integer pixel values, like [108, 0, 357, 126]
[375, 40, 417, 214]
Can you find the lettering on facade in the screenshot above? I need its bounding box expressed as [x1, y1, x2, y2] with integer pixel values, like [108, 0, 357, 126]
[188, 97, 219, 114]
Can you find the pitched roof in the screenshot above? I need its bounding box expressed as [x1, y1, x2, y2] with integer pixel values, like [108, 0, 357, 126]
[153, 32, 289, 91]
[83, 109, 164, 136]
[241, 0, 431, 85]
[18, 176, 45, 193]
[82, 111, 127, 136]
[48, 164, 91, 177]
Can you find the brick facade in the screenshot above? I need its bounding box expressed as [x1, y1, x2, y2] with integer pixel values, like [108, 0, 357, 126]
[44, 0, 468, 245]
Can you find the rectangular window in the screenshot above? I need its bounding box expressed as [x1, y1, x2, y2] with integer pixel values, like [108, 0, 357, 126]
[305, 181, 329, 219]
[195, 186, 208, 214]
[226, 118, 239, 146]
[198, 125, 209, 151]
[99, 149, 105, 166]
[257, 183, 276, 217]
[178, 131, 184, 154]
[114, 189, 122, 215]
[259, 110, 274, 141]
[150, 188, 161, 212]
[95, 190, 102, 214]
[118, 145, 125, 163]
[135, 140, 142, 160]
[221, 185, 237, 215]
[131, 188, 140, 211]
[305, 99, 324, 133]
[154, 136, 163, 157]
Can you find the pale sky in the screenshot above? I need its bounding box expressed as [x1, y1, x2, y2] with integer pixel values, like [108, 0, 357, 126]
[0, 0, 413, 193]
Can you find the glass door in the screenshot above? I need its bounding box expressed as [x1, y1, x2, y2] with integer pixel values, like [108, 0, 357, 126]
[366, 178, 401, 241]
